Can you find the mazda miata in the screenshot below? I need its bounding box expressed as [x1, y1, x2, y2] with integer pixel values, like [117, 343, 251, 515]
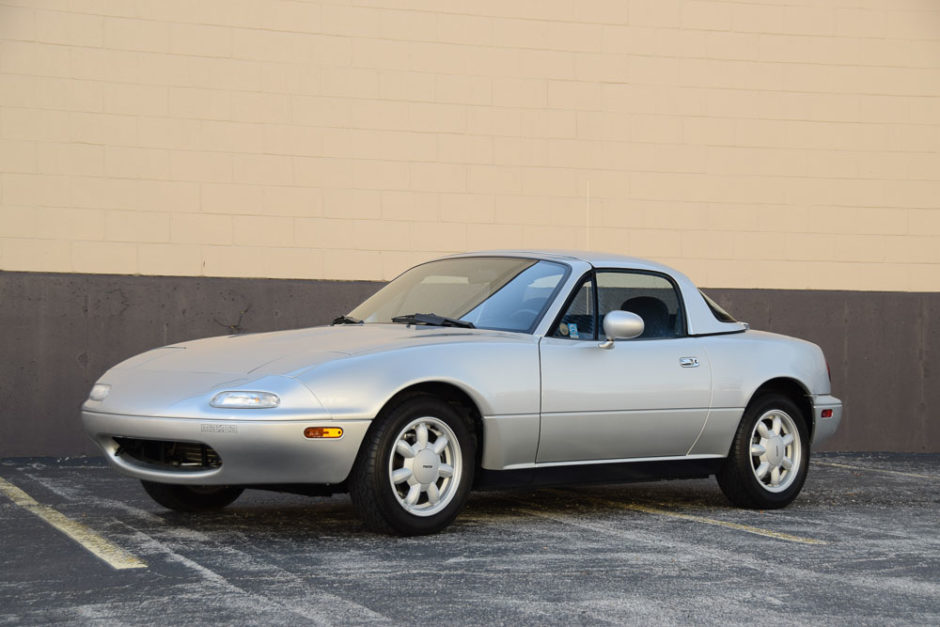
[83, 251, 842, 535]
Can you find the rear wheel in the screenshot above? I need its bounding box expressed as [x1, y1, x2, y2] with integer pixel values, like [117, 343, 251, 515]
[141, 481, 243, 512]
[349, 395, 475, 535]
[717, 394, 809, 509]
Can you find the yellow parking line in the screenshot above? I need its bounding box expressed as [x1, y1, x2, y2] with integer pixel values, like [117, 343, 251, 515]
[0, 477, 147, 570]
[573, 494, 826, 545]
[814, 461, 934, 480]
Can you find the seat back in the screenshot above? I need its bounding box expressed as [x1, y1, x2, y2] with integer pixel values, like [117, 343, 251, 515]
[621, 296, 670, 338]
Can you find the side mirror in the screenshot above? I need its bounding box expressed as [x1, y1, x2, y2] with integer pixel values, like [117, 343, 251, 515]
[599, 310, 644, 349]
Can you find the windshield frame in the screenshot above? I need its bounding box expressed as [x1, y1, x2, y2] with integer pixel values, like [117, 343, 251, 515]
[347, 255, 572, 334]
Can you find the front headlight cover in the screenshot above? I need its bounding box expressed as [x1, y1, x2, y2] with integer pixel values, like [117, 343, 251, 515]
[210, 391, 280, 409]
[88, 383, 111, 401]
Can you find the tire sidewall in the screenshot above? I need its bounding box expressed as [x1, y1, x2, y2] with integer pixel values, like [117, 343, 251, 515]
[361, 396, 476, 535]
[729, 394, 810, 508]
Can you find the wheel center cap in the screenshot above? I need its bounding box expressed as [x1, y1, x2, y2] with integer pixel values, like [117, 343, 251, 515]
[412, 449, 440, 484]
[766, 435, 784, 466]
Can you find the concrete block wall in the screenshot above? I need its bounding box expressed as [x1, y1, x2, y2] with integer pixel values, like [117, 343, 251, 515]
[2, 0, 939, 455]
[0, 0, 938, 291]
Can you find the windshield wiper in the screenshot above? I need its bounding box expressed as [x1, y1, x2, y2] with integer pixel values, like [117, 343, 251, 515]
[331, 315, 363, 325]
[391, 313, 475, 329]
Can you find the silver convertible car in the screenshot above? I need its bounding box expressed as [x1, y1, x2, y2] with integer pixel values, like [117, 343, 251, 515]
[83, 251, 842, 535]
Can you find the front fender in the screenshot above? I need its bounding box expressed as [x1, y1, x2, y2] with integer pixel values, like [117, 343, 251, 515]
[297, 338, 541, 421]
[297, 338, 543, 469]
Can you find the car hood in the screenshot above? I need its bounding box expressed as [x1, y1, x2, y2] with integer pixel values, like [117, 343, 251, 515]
[90, 324, 527, 417]
[107, 324, 528, 378]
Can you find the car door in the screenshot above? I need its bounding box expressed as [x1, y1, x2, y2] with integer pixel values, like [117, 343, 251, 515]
[537, 269, 712, 463]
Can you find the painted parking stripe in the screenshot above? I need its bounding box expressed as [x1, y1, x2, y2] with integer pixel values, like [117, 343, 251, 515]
[549, 491, 826, 545]
[813, 461, 934, 480]
[0, 477, 147, 570]
[617, 501, 827, 545]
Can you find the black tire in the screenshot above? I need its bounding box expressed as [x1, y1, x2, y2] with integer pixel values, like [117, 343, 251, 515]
[717, 393, 809, 509]
[141, 481, 243, 513]
[349, 394, 476, 536]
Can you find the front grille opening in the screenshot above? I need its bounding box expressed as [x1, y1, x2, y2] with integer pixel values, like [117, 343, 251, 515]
[113, 437, 222, 471]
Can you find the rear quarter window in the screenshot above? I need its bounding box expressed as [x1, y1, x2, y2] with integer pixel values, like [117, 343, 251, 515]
[700, 291, 737, 323]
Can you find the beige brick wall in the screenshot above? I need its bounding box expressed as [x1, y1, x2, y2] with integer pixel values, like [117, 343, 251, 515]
[1, 0, 939, 290]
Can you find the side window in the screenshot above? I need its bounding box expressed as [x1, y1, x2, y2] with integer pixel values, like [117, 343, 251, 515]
[596, 271, 684, 339]
[552, 277, 595, 340]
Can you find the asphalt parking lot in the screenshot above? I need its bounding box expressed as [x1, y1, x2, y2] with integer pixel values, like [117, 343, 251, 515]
[1, 453, 938, 625]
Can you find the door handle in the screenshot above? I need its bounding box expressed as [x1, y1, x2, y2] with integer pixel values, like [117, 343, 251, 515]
[679, 357, 699, 368]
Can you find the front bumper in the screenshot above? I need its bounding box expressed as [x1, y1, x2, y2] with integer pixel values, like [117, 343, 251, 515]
[811, 395, 843, 447]
[82, 410, 371, 486]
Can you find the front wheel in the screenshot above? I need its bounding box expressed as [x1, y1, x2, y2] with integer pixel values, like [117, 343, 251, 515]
[349, 395, 476, 535]
[717, 394, 809, 509]
[141, 481, 243, 512]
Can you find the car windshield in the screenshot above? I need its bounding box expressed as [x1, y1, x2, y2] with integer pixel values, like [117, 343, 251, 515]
[348, 257, 569, 333]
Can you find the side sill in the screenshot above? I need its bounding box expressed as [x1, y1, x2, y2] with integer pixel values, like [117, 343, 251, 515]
[501, 453, 723, 470]
[475, 457, 723, 491]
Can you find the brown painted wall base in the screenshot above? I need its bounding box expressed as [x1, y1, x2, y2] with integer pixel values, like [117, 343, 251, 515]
[0, 272, 382, 457]
[1, 271, 936, 456]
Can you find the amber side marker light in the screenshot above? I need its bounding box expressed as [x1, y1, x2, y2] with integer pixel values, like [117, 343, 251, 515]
[821, 409, 833, 418]
[304, 427, 343, 439]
